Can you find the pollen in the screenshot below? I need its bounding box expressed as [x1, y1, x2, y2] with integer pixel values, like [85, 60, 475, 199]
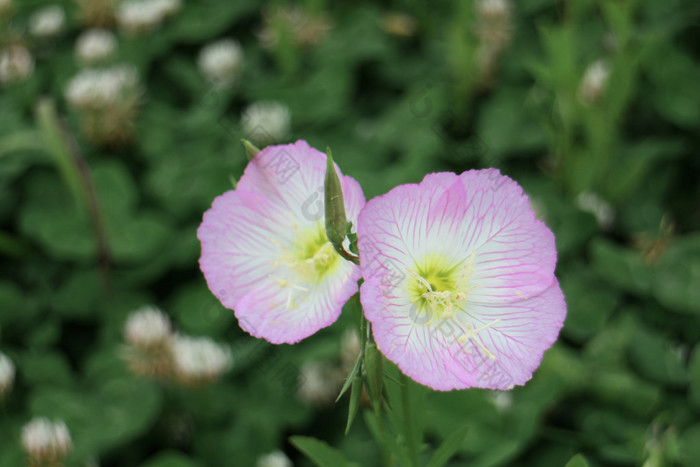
[408, 250, 478, 322]
[272, 223, 342, 309]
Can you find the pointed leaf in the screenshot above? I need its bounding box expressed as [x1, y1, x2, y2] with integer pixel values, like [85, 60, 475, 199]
[290, 436, 359, 467]
[564, 454, 590, 467]
[336, 354, 362, 402]
[426, 425, 469, 467]
[344, 375, 362, 435]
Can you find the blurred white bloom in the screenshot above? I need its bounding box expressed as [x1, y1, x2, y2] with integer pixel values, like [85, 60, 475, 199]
[21, 418, 72, 464]
[489, 390, 513, 412]
[382, 12, 417, 37]
[474, 0, 512, 85]
[29, 5, 66, 38]
[0, 45, 34, 86]
[65, 64, 141, 146]
[124, 306, 172, 348]
[298, 361, 343, 406]
[257, 450, 293, 467]
[197, 38, 243, 87]
[476, 0, 510, 21]
[116, 0, 164, 34]
[0, 0, 12, 19]
[340, 329, 361, 373]
[65, 64, 139, 109]
[171, 335, 232, 384]
[241, 101, 291, 145]
[75, 28, 118, 65]
[152, 0, 181, 17]
[0, 351, 15, 397]
[576, 191, 615, 230]
[579, 60, 609, 105]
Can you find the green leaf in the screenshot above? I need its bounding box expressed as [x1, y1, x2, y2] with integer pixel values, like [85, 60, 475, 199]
[589, 238, 652, 296]
[289, 436, 359, 467]
[364, 342, 383, 406]
[564, 453, 590, 467]
[337, 353, 362, 402]
[142, 452, 199, 467]
[679, 424, 700, 466]
[628, 324, 688, 386]
[652, 234, 700, 315]
[426, 425, 469, 467]
[363, 411, 411, 466]
[688, 344, 700, 411]
[345, 375, 363, 435]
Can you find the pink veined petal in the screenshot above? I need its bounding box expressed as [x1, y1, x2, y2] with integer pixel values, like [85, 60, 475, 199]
[199, 140, 366, 344]
[357, 172, 468, 279]
[358, 169, 563, 390]
[446, 279, 567, 389]
[198, 189, 293, 310]
[457, 169, 557, 303]
[237, 140, 364, 229]
[359, 276, 469, 390]
[235, 260, 361, 344]
[360, 278, 566, 391]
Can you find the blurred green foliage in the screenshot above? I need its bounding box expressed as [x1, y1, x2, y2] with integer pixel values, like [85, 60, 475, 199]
[1, 0, 700, 466]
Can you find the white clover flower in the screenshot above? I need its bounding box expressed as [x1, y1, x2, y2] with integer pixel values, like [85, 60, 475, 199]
[298, 361, 343, 406]
[489, 390, 513, 412]
[197, 38, 243, 87]
[0, 0, 12, 19]
[0, 352, 15, 397]
[579, 60, 609, 105]
[575, 191, 615, 230]
[0, 45, 34, 86]
[116, 0, 165, 34]
[29, 5, 66, 38]
[256, 450, 293, 467]
[171, 335, 232, 384]
[241, 101, 291, 145]
[124, 306, 172, 348]
[476, 0, 511, 21]
[152, 0, 181, 17]
[65, 64, 139, 109]
[21, 418, 72, 464]
[75, 28, 118, 65]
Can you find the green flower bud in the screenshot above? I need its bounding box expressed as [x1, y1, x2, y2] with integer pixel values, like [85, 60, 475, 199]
[324, 148, 349, 256]
[241, 139, 260, 162]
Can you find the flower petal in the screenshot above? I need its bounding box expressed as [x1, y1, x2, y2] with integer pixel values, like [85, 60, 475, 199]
[360, 278, 566, 390]
[199, 140, 365, 344]
[198, 189, 291, 310]
[357, 172, 468, 280]
[457, 169, 557, 303]
[235, 260, 361, 344]
[237, 140, 364, 228]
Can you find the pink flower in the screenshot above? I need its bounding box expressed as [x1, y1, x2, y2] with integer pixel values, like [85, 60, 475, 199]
[357, 170, 566, 391]
[198, 140, 365, 344]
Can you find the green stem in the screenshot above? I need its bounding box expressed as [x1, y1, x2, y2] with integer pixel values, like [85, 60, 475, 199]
[401, 372, 420, 467]
[365, 321, 392, 467]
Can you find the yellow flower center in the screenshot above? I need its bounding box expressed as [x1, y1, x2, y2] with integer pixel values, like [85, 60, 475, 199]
[407, 251, 477, 322]
[271, 223, 342, 309]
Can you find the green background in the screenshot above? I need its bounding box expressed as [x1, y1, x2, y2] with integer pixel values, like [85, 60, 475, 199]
[1, 0, 700, 465]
